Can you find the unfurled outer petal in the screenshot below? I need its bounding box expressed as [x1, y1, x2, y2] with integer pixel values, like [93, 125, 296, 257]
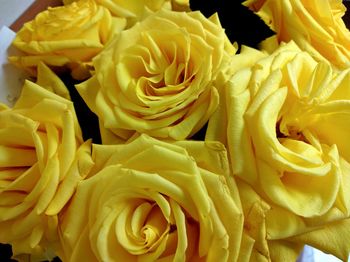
[243, 0, 350, 69]
[58, 134, 243, 262]
[287, 218, 350, 261]
[236, 178, 304, 262]
[10, 0, 126, 80]
[0, 81, 94, 259]
[77, 9, 234, 143]
[36, 62, 71, 100]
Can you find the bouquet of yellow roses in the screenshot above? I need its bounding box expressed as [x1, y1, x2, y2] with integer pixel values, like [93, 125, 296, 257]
[1, 0, 350, 261]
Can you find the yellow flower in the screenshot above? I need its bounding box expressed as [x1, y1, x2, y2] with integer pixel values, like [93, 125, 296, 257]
[207, 42, 350, 260]
[63, 0, 190, 27]
[243, 0, 350, 69]
[58, 134, 244, 262]
[77, 9, 235, 143]
[0, 79, 93, 259]
[10, 0, 126, 80]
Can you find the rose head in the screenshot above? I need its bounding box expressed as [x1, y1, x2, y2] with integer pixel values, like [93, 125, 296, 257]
[0, 79, 93, 259]
[77, 9, 234, 143]
[10, 0, 125, 80]
[207, 41, 350, 260]
[208, 40, 350, 222]
[58, 135, 244, 262]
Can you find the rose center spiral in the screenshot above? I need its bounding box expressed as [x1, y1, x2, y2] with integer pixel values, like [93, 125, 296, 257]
[118, 29, 194, 98]
[117, 201, 171, 255]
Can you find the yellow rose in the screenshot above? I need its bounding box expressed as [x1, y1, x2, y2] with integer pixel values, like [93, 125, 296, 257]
[243, 0, 350, 69]
[0, 79, 93, 259]
[77, 9, 235, 143]
[58, 134, 244, 262]
[63, 0, 190, 27]
[206, 42, 350, 260]
[10, 0, 126, 80]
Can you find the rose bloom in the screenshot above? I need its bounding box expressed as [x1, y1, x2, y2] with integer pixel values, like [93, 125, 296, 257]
[10, 0, 125, 80]
[206, 42, 350, 260]
[58, 134, 244, 262]
[243, 0, 350, 69]
[78, 9, 235, 143]
[63, 0, 190, 27]
[0, 73, 93, 259]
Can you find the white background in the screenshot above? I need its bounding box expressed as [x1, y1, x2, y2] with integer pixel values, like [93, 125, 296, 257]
[0, 0, 35, 27]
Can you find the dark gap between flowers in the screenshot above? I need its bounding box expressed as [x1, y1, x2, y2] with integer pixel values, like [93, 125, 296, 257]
[60, 73, 102, 145]
[0, 243, 62, 262]
[190, 0, 275, 49]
